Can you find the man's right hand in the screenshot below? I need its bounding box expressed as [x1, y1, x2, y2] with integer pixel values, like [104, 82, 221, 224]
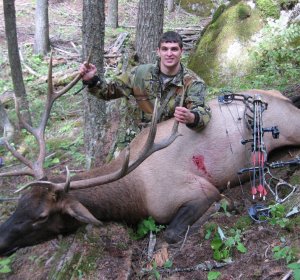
[79, 62, 97, 82]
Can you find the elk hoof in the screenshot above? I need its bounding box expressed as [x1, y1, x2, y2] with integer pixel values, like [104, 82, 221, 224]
[164, 229, 182, 244]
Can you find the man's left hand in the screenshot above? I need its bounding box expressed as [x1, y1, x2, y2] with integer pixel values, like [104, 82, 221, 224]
[174, 107, 195, 124]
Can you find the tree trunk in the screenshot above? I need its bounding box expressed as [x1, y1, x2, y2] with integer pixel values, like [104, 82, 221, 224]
[167, 0, 175, 12]
[135, 0, 164, 64]
[34, 0, 50, 55]
[3, 0, 32, 126]
[82, 0, 107, 168]
[107, 0, 118, 28]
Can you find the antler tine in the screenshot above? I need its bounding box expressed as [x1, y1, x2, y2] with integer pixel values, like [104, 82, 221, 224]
[127, 98, 181, 173]
[53, 50, 92, 100]
[15, 166, 71, 193]
[41, 49, 87, 131]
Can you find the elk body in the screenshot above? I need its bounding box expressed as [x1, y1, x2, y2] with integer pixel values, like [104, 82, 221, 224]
[0, 89, 300, 256]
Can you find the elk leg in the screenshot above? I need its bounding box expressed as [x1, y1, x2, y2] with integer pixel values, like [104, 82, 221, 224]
[164, 189, 221, 244]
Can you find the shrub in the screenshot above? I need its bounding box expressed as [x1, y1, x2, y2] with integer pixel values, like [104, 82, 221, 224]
[249, 22, 300, 89]
[256, 0, 280, 19]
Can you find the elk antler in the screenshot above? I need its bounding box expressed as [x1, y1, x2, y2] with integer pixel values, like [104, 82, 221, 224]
[0, 51, 84, 180]
[18, 96, 182, 192]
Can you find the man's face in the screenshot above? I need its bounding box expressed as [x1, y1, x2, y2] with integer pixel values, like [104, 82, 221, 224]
[157, 42, 183, 71]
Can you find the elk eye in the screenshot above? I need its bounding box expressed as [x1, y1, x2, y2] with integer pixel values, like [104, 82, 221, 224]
[37, 214, 49, 223]
[32, 214, 49, 228]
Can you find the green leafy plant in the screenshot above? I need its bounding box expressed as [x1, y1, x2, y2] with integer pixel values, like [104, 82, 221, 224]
[219, 199, 232, 217]
[267, 204, 290, 228]
[272, 245, 298, 264]
[287, 262, 300, 280]
[150, 261, 161, 280]
[228, 22, 300, 91]
[163, 259, 173, 269]
[206, 226, 247, 262]
[0, 255, 15, 274]
[250, 23, 300, 89]
[132, 217, 165, 240]
[148, 259, 172, 280]
[205, 223, 218, 240]
[44, 157, 60, 168]
[256, 0, 280, 18]
[208, 271, 221, 280]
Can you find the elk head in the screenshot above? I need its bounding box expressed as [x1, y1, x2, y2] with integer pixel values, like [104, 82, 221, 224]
[0, 186, 102, 256]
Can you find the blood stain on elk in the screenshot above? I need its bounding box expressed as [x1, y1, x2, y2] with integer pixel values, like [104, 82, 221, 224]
[192, 155, 209, 176]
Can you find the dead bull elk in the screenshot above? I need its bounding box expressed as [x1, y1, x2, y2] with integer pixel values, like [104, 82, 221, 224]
[1, 57, 300, 256]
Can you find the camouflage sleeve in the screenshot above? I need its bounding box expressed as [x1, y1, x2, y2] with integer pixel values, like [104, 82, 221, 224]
[185, 81, 212, 131]
[87, 70, 135, 100]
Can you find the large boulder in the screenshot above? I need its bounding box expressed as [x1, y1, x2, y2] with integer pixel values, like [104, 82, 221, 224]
[188, 1, 264, 86]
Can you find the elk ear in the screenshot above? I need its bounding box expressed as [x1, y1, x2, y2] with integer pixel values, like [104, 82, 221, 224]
[64, 200, 103, 226]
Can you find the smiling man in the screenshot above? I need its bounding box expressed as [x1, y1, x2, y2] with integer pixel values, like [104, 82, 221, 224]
[80, 31, 211, 130]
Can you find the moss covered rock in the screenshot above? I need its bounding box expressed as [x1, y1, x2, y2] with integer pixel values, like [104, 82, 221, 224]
[188, 1, 264, 86]
[177, 0, 214, 17]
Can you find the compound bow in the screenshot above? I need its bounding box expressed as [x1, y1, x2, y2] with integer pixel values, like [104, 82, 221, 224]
[219, 92, 300, 219]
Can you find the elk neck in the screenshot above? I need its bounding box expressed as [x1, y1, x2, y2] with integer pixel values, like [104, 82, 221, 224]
[69, 175, 149, 225]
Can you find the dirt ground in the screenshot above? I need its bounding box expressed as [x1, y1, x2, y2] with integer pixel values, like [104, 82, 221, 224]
[0, 1, 300, 280]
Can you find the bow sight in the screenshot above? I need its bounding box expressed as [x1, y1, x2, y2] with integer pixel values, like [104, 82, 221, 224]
[219, 92, 299, 205]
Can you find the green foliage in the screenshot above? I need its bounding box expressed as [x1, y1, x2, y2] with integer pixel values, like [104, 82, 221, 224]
[132, 217, 165, 240]
[251, 23, 300, 89]
[0, 79, 12, 94]
[148, 259, 173, 280]
[256, 0, 280, 18]
[272, 245, 298, 264]
[208, 271, 221, 280]
[230, 22, 300, 90]
[219, 199, 231, 216]
[44, 157, 60, 168]
[164, 259, 173, 269]
[0, 255, 15, 274]
[46, 133, 85, 166]
[287, 262, 300, 280]
[150, 261, 161, 280]
[267, 204, 290, 228]
[204, 222, 218, 240]
[205, 225, 247, 261]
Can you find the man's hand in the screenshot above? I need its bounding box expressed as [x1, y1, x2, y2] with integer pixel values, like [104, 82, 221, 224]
[79, 62, 97, 81]
[174, 107, 195, 124]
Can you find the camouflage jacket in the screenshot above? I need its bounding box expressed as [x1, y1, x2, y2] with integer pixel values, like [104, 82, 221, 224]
[88, 61, 211, 131]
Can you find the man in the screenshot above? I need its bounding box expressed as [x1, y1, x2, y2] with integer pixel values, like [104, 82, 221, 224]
[80, 31, 211, 130]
